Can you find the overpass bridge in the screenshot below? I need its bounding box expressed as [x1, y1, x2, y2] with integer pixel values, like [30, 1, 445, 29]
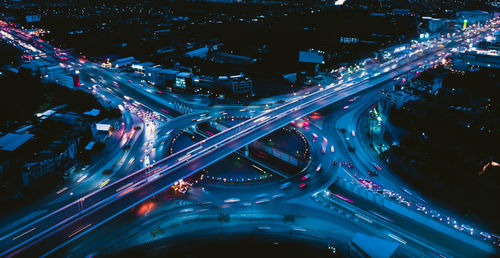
[0, 21, 488, 257]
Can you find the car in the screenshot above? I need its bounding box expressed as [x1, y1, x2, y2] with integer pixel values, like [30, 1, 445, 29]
[373, 164, 382, 170]
[301, 174, 311, 181]
[315, 164, 322, 172]
[445, 217, 458, 227]
[382, 189, 393, 197]
[280, 182, 292, 189]
[328, 243, 336, 254]
[429, 210, 442, 221]
[81, 165, 90, 171]
[332, 160, 337, 165]
[461, 224, 474, 235]
[368, 170, 378, 177]
[416, 204, 427, 214]
[298, 183, 307, 188]
[272, 193, 284, 199]
[255, 198, 270, 204]
[399, 200, 411, 207]
[360, 178, 372, 185]
[254, 193, 269, 200]
[479, 232, 492, 240]
[390, 193, 402, 201]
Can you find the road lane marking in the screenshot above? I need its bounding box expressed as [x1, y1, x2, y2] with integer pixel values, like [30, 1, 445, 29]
[12, 227, 36, 241]
[68, 224, 92, 238]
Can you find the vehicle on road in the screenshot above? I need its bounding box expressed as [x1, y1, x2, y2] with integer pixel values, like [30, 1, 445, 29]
[255, 193, 269, 200]
[416, 204, 427, 214]
[224, 198, 240, 203]
[272, 193, 284, 199]
[461, 224, 474, 235]
[328, 243, 336, 254]
[301, 174, 311, 181]
[390, 193, 402, 201]
[480, 232, 492, 240]
[316, 164, 322, 172]
[255, 198, 270, 204]
[429, 210, 442, 221]
[445, 217, 459, 229]
[298, 183, 307, 188]
[280, 182, 292, 189]
[382, 189, 392, 197]
[179, 208, 194, 214]
[399, 199, 411, 207]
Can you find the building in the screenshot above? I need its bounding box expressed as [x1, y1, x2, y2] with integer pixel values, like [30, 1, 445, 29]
[463, 50, 500, 68]
[22, 137, 79, 186]
[175, 72, 192, 89]
[392, 9, 411, 16]
[462, 41, 500, 68]
[25, 14, 41, 23]
[209, 52, 256, 71]
[46, 65, 62, 82]
[216, 74, 253, 95]
[50, 112, 92, 128]
[428, 18, 444, 32]
[299, 50, 325, 74]
[185, 47, 210, 58]
[348, 233, 401, 258]
[457, 11, 493, 28]
[192, 75, 215, 92]
[340, 37, 360, 44]
[0, 133, 34, 177]
[94, 120, 113, 142]
[0, 133, 34, 152]
[385, 90, 418, 109]
[131, 62, 155, 74]
[46, 65, 79, 88]
[145, 67, 180, 87]
[112, 56, 135, 68]
[144, 66, 163, 85]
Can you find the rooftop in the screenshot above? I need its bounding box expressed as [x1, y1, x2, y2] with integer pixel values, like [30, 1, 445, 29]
[0, 133, 34, 152]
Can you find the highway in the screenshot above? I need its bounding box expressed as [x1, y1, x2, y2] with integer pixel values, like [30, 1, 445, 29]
[0, 18, 497, 256]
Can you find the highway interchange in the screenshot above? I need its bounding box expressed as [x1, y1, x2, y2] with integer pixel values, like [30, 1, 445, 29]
[0, 18, 498, 257]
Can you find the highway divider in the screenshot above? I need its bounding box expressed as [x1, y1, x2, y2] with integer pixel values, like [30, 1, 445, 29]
[333, 175, 495, 254]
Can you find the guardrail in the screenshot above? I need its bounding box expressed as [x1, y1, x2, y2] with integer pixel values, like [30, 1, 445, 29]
[334, 176, 495, 254]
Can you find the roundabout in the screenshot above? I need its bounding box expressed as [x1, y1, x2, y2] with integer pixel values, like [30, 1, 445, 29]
[168, 117, 311, 185]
